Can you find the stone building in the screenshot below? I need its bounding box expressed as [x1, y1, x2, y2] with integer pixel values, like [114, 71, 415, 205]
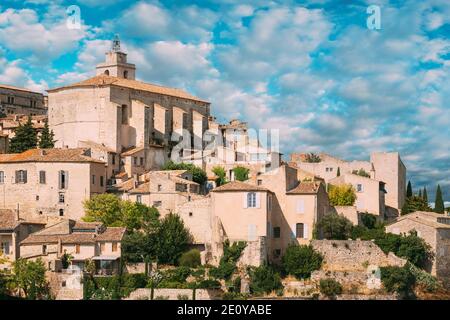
[0, 114, 47, 142]
[0, 148, 106, 221]
[0, 84, 46, 116]
[290, 151, 406, 215]
[47, 37, 210, 175]
[386, 211, 450, 287]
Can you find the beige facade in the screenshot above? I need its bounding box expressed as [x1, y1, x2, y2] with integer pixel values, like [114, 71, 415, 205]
[0, 114, 47, 142]
[386, 211, 450, 287]
[0, 148, 107, 221]
[0, 84, 46, 116]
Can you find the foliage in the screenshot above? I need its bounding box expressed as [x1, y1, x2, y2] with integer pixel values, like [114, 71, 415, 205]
[401, 196, 432, 215]
[12, 258, 50, 300]
[38, 120, 55, 149]
[407, 263, 441, 293]
[304, 153, 321, 163]
[154, 214, 193, 265]
[380, 266, 415, 298]
[121, 232, 152, 263]
[232, 166, 250, 182]
[314, 212, 353, 240]
[423, 187, 428, 203]
[248, 264, 283, 295]
[83, 194, 160, 232]
[162, 160, 207, 185]
[84, 274, 149, 300]
[61, 252, 73, 269]
[179, 249, 201, 268]
[281, 245, 323, 279]
[361, 212, 378, 229]
[328, 184, 356, 206]
[434, 184, 445, 214]
[406, 181, 413, 198]
[351, 168, 370, 178]
[212, 166, 227, 186]
[319, 279, 343, 298]
[9, 116, 38, 153]
[210, 241, 246, 281]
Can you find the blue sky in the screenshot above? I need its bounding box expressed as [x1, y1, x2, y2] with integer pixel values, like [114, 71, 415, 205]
[0, 0, 449, 201]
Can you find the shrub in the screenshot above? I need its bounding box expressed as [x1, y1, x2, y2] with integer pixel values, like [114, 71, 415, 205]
[195, 279, 221, 289]
[162, 161, 207, 185]
[249, 265, 283, 295]
[315, 213, 353, 240]
[380, 266, 416, 298]
[210, 241, 246, 281]
[304, 153, 321, 163]
[361, 213, 377, 229]
[177, 294, 190, 300]
[281, 245, 323, 279]
[179, 249, 201, 268]
[319, 279, 343, 298]
[328, 184, 356, 206]
[212, 166, 227, 186]
[352, 169, 370, 178]
[408, 264, 441, 293]
[232, 166, 250, 181]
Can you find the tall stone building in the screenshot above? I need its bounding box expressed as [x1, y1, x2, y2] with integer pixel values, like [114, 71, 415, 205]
[0, 84, 47, 116]
[48, 36, 211, 178]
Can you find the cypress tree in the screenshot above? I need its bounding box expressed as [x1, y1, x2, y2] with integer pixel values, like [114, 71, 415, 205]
[423, 187, 428, 203]
[38, 120, 55, 149]
[337, 167, 340, 177]
[9, 115, 38, 153]
[434, 185, 444, 214]
[406, 181, 413, 198]
[418, 189, 422, 198]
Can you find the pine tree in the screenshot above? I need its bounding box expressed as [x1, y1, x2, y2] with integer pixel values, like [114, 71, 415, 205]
[434, 185, 444, 214]
[423, 187, 428, 203]
[406, 181, 413, 198]
[38, 120, 55, 149]
[337, 167, 340, 177]
[9, 116, 37, 153]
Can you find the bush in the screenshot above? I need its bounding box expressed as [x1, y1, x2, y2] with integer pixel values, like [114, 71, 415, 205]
[232, 166, 250, 181]
[212, 166, 227, 186]
[195, 279, 221, 289]
[380, 266, 416, 298]
[408, 264, 441, 293]
[361, 213, 377, 229]
[281, 245, 323, 279]
[249, 265, 283, 295]
[179, 249, 201, 268]
[328, 184, 356, 206]
[162, 161, 207, 185]
[315, 213, 353, 240]
[319, 279, 343, 298]
[210, 241, 246, 281]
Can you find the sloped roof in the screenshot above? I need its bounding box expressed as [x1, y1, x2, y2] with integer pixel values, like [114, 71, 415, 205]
[0, 209, 45, 231]
[0, 148, 105, 164]
[47, 75, 209, 103]
[121, 146, 144, 157]
[212, 181, 270, 193]
[0, 83, 43, 95]
[286, 181, 322, 194]
[389, 211, 450, 229]
[96, 227, 126, 241]
[78, 140, 116, 153]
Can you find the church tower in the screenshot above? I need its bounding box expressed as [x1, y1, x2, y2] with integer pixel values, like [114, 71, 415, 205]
[96, 35, 136, 80]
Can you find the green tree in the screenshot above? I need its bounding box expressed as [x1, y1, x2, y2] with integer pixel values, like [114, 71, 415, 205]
[305, 153, 321, 163]
[423, 187, 428, 203]
[418, 189, 422, 198]
[212, 166, 227, 186]
[314, 212, 353, 240]
[281, 245, 323, 279]
[249, 264, 283, 295]
[179, 249, 201, 268]
[434, 185, 444, 214]
[154, 213, 192, 265]
[396, 231, 434, 269]
[380, 266, 415, 298]
[232, 166, 250, 182]
[12, 258, 50, 300]
[38, 120, 55, 149]
[162, 161, 207, 185]
[406, 181, 413, 198]
[351, 169, 370, 178]
[319, 279, 343, 298]
[9, 116, 38, 153]
[401, 196, 432, 215]
[328, 184, 356, 206]
[337, 167, 340, 177]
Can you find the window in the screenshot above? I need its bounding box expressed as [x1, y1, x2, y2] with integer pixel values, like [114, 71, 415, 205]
[39, 171, 46, 184]
[111, 155, 115, 165]
[15, 170, 27, 183]
[356, 184, 363, 192]
[7, 96, 14, 104]
[36, 195, 39, 201]
[100, 176, 104, 187]
[92, 175, 95, 185]
[59, 193, 65, 203]
[136, 195, 142, 204]
[247, 192, 257, 208]
[42, 245, 47, 255]
[59, 209, 64, 216]
[75, 244, 80, 254]
[100, 243, 105, 253]
[1, 242, 10, 255]
[112, 242, 118, 252]
[140, 157, 144, 166]
[123, 70, 128, 79]
[273, 227, 281, 238]
[296, 223, 305, 238]
[326, 167, 333, 172]
[257, 179, 262, 186]
[157, 184, 162, 191]
[133, 157, 137, 165]
[296, 200, 305, 214]
[189, 212, 193, 217]
[153, 201, 162, 207]
[59, 171, 68, 189]
[104, 70, 110, 76]
[0, 171, 4, 184]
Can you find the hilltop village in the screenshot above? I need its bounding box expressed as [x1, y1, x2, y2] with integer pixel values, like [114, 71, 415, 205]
[0, 37, 449, 300]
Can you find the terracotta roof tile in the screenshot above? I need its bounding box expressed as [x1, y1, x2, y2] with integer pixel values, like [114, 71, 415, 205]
[121, 146, 144, 156]
[0, 83, 43, 94]
[96, 227, 126, 242]
[0, 148, 105, 164]
[0, 209, 18, 230]
[286, 181, 322, 194]
[212, 181, 270, 193]
[47, 75, 209, 103]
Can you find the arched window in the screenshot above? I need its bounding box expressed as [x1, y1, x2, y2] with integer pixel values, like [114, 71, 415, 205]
[123, 70, 128, 79]
[104, 70, 110, 76]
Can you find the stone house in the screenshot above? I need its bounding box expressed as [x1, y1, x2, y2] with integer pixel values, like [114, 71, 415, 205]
[386, 211, 450, 287]
[0, 114, 47, 142]
[329, 173, 386, 218]
[0, 209, 45, 267]
[0, 84, 46, 116]
[20, 219, 126, 275]
[0, 148, 107, 221]
[290, 151, 406, 216]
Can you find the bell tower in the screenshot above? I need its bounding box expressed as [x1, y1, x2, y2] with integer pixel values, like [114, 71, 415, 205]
[96, 35, 136, 80]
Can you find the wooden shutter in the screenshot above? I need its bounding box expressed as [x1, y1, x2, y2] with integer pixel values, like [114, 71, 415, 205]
[303, 223, 308, 239]
[23, 170, 27, 183]
[15, 171, 19, 183]
[256, 192, 261, 208]
[65, 171, 69, 189]
[243, 193, 248, 209]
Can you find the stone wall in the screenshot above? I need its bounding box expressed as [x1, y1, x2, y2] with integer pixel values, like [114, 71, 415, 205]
[331, 206, 359, 225]
[311, 239, 406, 271]
[125, 288, 222, 300]
[237, 237, 267, 267]
[124, 262, 146, 274]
